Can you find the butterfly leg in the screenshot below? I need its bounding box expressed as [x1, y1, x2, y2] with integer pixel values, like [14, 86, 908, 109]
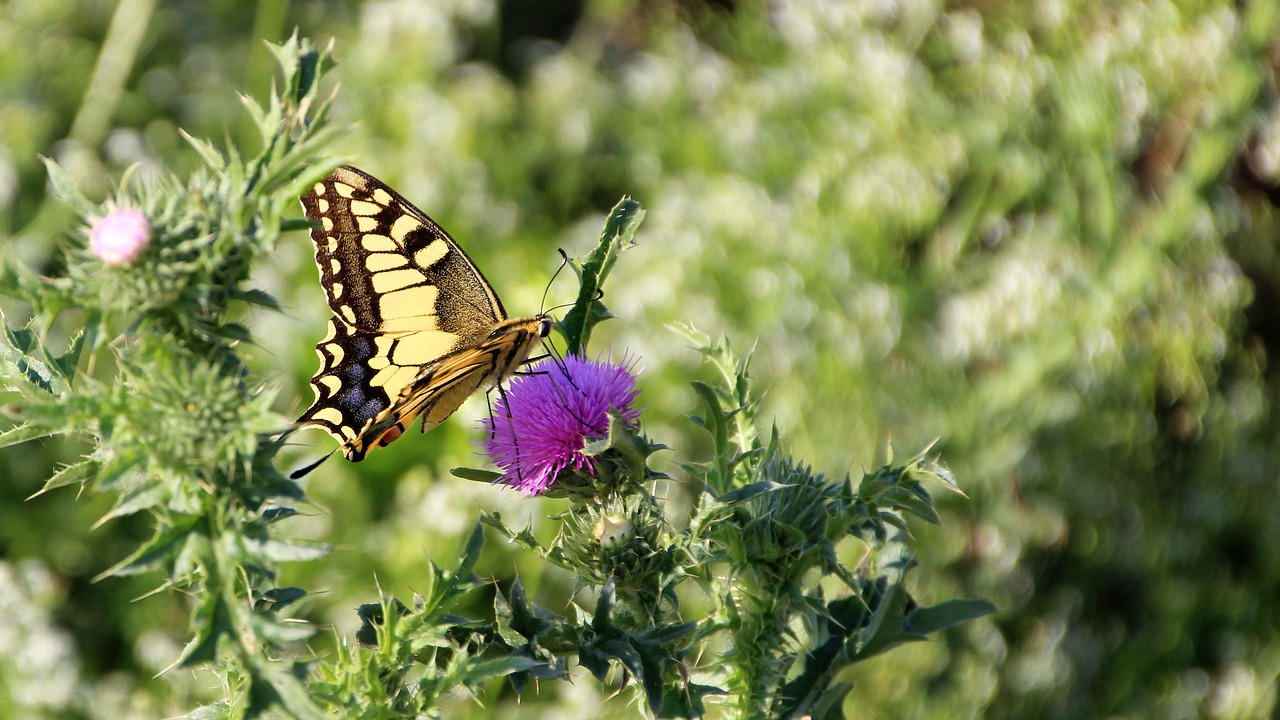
[492, 382, 529, 488]
[538, 354, 597, 433]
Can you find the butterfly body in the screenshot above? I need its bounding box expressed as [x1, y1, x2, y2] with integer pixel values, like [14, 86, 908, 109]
[296, 166, 549, 462]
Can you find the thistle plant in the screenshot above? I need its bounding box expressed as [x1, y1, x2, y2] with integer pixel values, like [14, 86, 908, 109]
[0, 33, 992, 719]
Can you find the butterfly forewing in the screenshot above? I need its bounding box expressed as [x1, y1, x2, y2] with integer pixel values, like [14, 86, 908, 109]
[295, 166, 549, 462]
[301, 166, 507, 332]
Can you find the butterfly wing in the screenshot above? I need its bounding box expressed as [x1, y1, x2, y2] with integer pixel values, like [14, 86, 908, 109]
[296, 166, 518, 460]
[357, 316, 552, 455]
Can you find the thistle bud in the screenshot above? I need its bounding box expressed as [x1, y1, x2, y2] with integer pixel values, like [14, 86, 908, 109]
[90, 208, 150, 266]
[593, 515, 633, 548]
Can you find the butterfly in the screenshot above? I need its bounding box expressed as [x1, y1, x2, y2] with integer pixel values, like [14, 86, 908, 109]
[293, 166, 550, 470]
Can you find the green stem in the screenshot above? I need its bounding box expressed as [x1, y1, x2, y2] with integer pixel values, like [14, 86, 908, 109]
[730, 578, 791, 718]
[68, 0, 156, 147]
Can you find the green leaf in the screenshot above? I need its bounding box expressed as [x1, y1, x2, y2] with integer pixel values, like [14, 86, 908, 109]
[240, 535, 330, 563]
[212, 323, 252, 343]
[179, 129, 227, 170]
[0, 423, 59, 451]
[907, 598, 998, 635]
[462, 655, 541, 685]
[717, 480, 786, 505]
[799, 681, 854, 720]
[355, 597, 410, 647]
[0, 259, 70, 308]
[51, 325, 93, 382]
[452, 466, 502, 483]
[494, 577, 574, 695]
[0, 321, 66, 396]
[577, 578, 671, 711]
[501, 577, 555, 645]
[176, 592, 228, 668]
[188, 702, 233, 720]
[95, 513, 202, 580]
[251, 614, 317, 645]
[451, 523, 485, 594]
[775, 595, 868, 718]
[632, 635, 666, 714]
[262, 507, 299, 524]
[660, 683, 728, 718]
[850, 581, 924, 661]
[257, 587, 308, 612]
[560, 197, 644, 355]
[592, 576, 617, 635]
[231, 288, 282, 311]
[39, 156, 96, 216]
[280, 217, 316, 233]
[479, 511, 541, 551]
[29, 460, 97, 498]
[92, 475, 165, 521]
[637, 621, 698, 647]
[881, 485, 941, 525]
[247, 658, 328, 720]
[689, 381, 734, 494]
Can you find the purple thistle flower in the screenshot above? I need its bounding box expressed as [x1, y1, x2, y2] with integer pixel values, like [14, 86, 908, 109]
[90, 208, 150, 266]
[482, 354, 642, 495]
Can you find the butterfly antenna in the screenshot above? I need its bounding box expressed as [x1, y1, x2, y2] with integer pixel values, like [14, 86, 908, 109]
[541, 287, 602, 320]
[540, 249, 573, 314]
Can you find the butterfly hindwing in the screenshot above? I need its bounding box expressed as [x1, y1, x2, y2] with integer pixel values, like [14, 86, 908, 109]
[296, 166, 550, 463]
[297, 317, 387, 449]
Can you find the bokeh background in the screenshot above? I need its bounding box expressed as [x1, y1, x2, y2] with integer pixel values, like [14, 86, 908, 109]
[3, 0, 1280, 717]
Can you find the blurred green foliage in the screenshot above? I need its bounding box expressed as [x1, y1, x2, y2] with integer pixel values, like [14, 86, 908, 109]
[3, 0, 1280, 718]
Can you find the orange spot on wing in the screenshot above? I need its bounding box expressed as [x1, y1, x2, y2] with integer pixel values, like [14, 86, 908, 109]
[377, 423, 405, 448]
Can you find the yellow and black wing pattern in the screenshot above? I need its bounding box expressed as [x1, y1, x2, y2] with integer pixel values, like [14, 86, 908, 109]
[296, 166, 549, 462]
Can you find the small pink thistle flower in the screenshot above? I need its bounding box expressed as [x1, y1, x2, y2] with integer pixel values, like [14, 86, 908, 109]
[90, 208, 150, 266]
[482, 355, 642, 495]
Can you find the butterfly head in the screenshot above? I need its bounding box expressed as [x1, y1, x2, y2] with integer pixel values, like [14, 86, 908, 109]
[487, 314, 552, 341]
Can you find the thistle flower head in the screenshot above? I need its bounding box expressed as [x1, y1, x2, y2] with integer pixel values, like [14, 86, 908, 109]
[482, 354, 642, 495]
[89, 207, 151, 267]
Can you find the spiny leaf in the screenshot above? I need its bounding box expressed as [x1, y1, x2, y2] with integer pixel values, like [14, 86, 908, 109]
[95, 514, 203, 581]
[448, 523, 486, 598]
[561, 197, 644, 355]
[257, 587, 308, 612]
[717, 480, 786, 505]
[453, 466, 502, 483]
[30, 460, 97, 499]
[0, 323, 66, 396]
[52, 325, 92, 381]
[39, 156, 96, 216]
[907, 598, 998, 635]
[0, 423, 59, 451]
[180, 129, 227, 170]
[92, 475, 165, 523]
[231, 288, 282, 311]
[175, 592, 229, 669]
[462, 655, 541, 685]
